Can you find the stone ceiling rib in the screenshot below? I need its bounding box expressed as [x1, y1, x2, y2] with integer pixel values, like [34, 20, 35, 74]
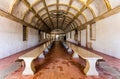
[0, 9, 38, 30]
[43, 0, 55, 29]
[22, 0, 51, 32]
[63, 0, 94, 31]
[1, 0, 120, 33]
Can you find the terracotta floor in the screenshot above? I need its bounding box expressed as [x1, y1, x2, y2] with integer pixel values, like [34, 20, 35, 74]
[0, 41, 120, 79]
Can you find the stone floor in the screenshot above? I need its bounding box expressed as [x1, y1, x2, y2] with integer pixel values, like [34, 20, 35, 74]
[0, 41, 120, 79]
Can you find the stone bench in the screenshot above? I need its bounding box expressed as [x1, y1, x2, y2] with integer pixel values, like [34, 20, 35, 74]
[66, 42, 103, 76]
[18, 42, 50, 75]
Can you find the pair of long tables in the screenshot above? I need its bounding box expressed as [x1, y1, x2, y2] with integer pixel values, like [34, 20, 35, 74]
[19, 41, 51, 75]
[66, 42, 103, 76]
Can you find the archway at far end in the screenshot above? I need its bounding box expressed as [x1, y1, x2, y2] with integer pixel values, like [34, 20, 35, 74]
[50, 29, 66, 41]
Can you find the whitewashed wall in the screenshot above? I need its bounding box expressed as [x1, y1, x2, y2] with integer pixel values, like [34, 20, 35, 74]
[92, 13, 120, 59]
[81, 29, 86, 47]
[66, 32, 70, 40]
[66, 13, 120, 59]
[67, 31, 78, 44]
[0, 16, 39, 59]
[66, 31, 72, 41]
[27, 27, 39, 48]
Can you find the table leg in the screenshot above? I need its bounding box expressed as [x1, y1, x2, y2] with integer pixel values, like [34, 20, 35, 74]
[84, 58, 99, 76]
[73, 52, 79, 58]
[39, 53, 45, 58]
[22, 58, 35, 75]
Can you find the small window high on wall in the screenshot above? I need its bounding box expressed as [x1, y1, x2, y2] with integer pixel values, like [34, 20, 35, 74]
[23, 25, 27, 41]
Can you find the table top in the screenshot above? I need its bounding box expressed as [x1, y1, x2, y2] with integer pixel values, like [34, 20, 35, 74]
[66, 42, 103, 59]
[19, 42, 50, 58]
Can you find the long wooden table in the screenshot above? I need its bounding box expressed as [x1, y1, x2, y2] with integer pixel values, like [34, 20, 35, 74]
[19, 41, 50, 75]
[66, 42, 103, 76]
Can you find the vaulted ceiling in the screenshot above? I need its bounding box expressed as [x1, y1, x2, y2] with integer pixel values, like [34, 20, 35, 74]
[0, 0, 120, 33]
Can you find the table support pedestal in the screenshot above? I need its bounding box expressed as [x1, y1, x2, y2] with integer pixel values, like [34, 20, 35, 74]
[84, 58, 99, 76]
